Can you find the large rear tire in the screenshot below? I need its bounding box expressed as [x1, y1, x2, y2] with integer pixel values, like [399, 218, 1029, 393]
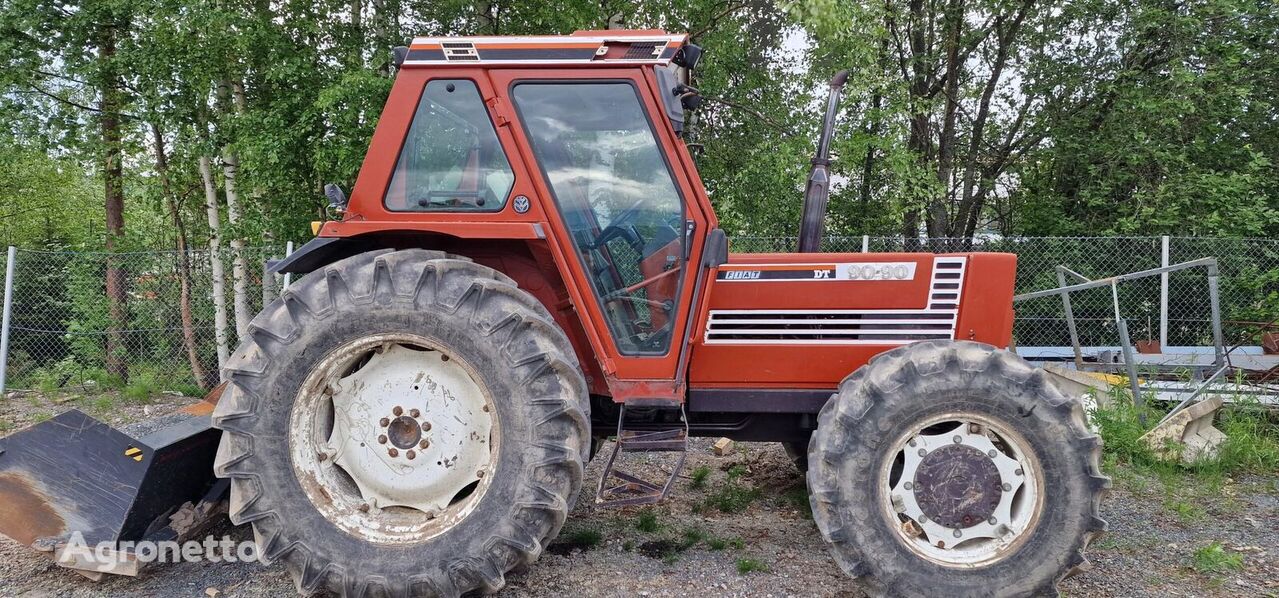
[212, 249, 590, 596]
[807, 341, 1108, 598]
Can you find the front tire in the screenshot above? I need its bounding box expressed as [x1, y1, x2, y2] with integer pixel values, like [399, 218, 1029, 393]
[212, 249, 590, 596]
[807, 341, 1108, 597]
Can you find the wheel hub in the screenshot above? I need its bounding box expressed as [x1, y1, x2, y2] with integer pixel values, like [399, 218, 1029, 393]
[913, 444, 1002, 529]
[882, 416, 1042, 566]
[386, 415, 424, 450]
[322, 343, 493, 515]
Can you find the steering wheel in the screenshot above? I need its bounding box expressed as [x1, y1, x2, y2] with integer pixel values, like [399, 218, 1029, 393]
[592, 198, 648, 252]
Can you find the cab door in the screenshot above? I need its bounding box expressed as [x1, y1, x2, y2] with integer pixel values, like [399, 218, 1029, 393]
[490, 68, 709, 401]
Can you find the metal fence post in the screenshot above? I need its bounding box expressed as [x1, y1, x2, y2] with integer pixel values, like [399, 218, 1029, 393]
[282, 241, 295, 290]
[1159, 235, 1169, 349]
[0, 246, 17, 396]
[1055, 268, 1083, 368]
[861, 235, 869, 253]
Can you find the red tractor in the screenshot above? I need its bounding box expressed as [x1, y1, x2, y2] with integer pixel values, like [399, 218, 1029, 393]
[0, 29, 1106, 597]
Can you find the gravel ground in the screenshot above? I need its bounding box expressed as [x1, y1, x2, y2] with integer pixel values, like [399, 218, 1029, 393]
[1, 391, 1276, 597]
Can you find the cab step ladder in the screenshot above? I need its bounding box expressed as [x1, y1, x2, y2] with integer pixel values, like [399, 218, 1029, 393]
[595, 403, 688, 507]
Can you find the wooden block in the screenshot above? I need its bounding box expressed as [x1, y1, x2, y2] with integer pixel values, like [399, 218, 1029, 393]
[712, 437, 734, 456]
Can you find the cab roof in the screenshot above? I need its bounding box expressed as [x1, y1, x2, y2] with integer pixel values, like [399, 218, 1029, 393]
[403, 29, 688, 67]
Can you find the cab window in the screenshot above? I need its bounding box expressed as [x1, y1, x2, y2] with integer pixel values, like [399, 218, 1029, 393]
[512, 82, 686, 355]
[385, 79, 514, 211]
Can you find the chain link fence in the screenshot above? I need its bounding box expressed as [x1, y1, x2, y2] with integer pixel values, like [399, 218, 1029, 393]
[0, 246, 286, 394]
[1, 237, 1275, 394]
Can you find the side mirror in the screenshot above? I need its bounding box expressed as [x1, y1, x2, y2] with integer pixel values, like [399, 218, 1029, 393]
[673, 44, 702, 70]
[324, 183, 349, 213]
[702, 229, 728, 269]
[392, 46, 409, 69]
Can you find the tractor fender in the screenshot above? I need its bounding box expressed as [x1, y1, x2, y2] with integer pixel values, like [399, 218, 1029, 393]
[269, 236, 374, 275]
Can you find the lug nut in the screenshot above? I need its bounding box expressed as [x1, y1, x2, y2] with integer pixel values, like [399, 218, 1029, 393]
[953, 529, 962, 538]
[482, 405, 490, 413]
[988, 517, 997, 525]
[410, 408, 420, 418]
[903, 482, 914, 491]
[407, 450, 416, 460]
[379, 417, 390, 427]
[968, 424, 982, 434]
[393, 406, 403, 416]
[378, 435, 388, 445]
[918, 448, 926, 456]
[441, 354, 450, 361]
[477, 470, 485, 478]
[419, 439, 430, 449]
[952, 435, 962, 444]
[388, 448, 399, 457]
[1002, 483, 1012, 491]
[1015, 468, 1023, 476]
[422, 422, 432, 432]
[988, 449, 998, 458]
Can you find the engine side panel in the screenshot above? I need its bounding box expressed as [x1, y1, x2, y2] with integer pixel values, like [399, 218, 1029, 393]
[687, 252, 1017, 388]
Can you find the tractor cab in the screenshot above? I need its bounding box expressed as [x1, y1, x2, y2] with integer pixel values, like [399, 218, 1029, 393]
[297, 30, 718, 402]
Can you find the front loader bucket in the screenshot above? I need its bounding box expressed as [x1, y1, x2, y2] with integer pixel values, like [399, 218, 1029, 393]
[0, 388, 224, 577]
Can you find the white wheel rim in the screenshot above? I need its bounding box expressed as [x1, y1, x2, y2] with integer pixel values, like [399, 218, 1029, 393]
[289, 334, 498, 545]
[878, 413, 1043, 567]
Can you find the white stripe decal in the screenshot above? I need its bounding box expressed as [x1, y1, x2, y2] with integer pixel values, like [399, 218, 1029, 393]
[704, 257, 967, 345]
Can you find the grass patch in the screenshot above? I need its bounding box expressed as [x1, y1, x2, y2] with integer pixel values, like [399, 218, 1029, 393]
[1164, 498, 1206, 523]
[122, 372, 160, 403]
[90, 395, 118, 413]
[726, 464, 747, 480]
[735, 558, 767, 574]
[700, 481, 761, 514]
[706, 536, 745, 551]
[1093, 394, 1279, 476]
[635, 508, 661, 533]
[679, 526, 706, 550]
[689, 465, 711, 490]
[547, 527, 603, 555]
[562, 528, 603, 548]
[1191, 542, 1243, 575]
[0, 418, 12, 433]
[781, 485, 812, 518]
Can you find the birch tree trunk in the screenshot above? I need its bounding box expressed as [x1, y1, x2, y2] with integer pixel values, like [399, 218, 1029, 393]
[153, 123, 209, 389]
[200, 155, 231, 371]
[221, 149, 250, 338]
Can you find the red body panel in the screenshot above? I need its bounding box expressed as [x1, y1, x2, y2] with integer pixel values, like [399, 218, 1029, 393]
[688, 252, 1017, 389]
[312, 29, 1019, 404]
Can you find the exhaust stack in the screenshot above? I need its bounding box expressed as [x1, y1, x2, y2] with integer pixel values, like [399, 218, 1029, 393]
[797, 70, 849, 253]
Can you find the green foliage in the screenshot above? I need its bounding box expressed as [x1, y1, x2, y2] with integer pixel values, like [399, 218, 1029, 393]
[781, 485, 812, 519]
[689, 464, 712, 490]
[558, 528, 603, 550]
[679, 527, 706, 550]
[1093, 394, 1279, 475]
[699, 481, 762, 514]
[735, 558, 767, 574]
[1191, 543, 1244, 575]
[122, 370, 161, 403]
[634, 509, 661, 533]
